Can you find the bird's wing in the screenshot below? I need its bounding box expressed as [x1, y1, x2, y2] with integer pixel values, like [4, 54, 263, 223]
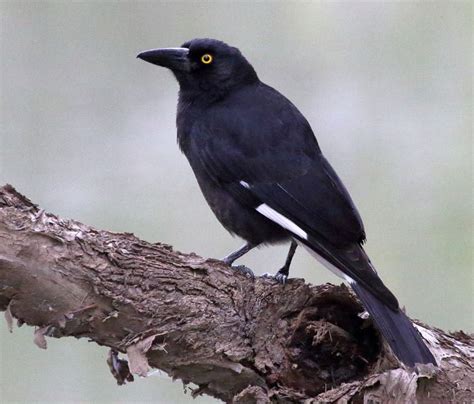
[187, 84, 397, 308]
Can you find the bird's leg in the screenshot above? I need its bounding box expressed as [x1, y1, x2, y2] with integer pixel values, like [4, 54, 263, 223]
[264, 240, 298, 284]
[222, 242, 256, 278]
[222, 242, 256, 265]
[276, 240, 298, 283]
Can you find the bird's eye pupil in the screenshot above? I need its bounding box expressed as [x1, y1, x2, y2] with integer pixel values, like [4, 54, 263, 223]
[201, 54, 213, 64]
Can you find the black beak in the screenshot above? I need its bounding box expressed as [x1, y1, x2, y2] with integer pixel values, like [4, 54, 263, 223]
[137, 47, 190, 72]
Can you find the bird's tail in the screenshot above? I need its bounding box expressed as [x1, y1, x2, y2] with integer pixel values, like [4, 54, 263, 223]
[298, 239, 436, 366]
[351, 282, 436, 367]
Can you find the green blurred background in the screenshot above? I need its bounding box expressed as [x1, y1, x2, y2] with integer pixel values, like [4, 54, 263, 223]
[0, 1, 472, 403]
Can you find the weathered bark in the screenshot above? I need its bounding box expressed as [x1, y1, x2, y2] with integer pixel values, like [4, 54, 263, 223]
[0, 184, 472, 403]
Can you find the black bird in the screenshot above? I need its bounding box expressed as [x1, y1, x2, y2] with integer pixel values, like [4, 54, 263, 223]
[137, 38, 436, 367]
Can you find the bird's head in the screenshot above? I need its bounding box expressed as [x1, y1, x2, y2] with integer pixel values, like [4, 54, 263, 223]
[137, 38, 258, 99]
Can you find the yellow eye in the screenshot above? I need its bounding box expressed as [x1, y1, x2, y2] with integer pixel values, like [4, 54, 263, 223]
[201, 54, 213, 64]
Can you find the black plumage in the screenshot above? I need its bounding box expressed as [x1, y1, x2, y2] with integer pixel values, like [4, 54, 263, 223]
[137, 38, 436, 367]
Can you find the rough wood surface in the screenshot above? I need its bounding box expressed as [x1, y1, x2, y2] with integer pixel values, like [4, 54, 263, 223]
[0, 184, 472, 403]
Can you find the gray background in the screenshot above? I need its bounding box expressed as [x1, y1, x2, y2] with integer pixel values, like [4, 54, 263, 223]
[0, 1, 472, 403]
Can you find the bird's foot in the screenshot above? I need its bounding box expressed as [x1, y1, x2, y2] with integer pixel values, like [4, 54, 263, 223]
[275, 271, 288, 284]
[231, 265, 255, 279]
[261, 268, 289, 284]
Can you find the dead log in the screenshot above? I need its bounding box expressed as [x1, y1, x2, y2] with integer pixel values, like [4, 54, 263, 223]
[0, 184, 472, 403]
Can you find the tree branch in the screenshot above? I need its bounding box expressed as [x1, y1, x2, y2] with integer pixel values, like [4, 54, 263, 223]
[0, 184, 472, 402]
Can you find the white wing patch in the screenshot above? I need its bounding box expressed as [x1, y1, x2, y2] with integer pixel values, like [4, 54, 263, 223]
[256, 204, 308, 240]
[238, 180, 308, 240]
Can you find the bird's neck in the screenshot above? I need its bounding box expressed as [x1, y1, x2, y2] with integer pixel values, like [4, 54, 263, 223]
[175, 79, 260, 152]
[175, 94, 203, 153]
[175, 88, 230, 153]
